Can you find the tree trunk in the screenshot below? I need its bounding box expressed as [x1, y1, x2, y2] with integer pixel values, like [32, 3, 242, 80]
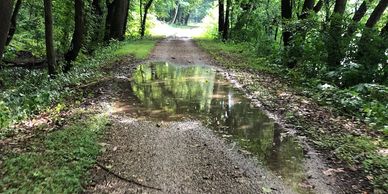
[90, 0, 105, 48]
[222, 0, 231, 40]
[171, 2, 179, 24]
[346, 1, 372, 39]
[43, 0, 57, 76]
[140, 0, 154, 38]
[6, 0, 22, 46]
[352, 1, 369, 22]
[313, 0, 323, 13]
[356, 0, 387, 62]
[122, 1, 130, 37]
[365, 0, 387, 28]
[282, 0, 295, 68]
[184, 14, 190, 25]
[64, 0, 85, 72]
[326, 0, 347, 68]
[105, 0, 130, 40]
[218, 0, 225, 35]
[0, 0, 13, 62]
[299, 0, 315, 19]
[381, 22, 388, 37]
[333, 0, 347, 14]
[281, 0, 292, 47]
[112, 0, 130, 40]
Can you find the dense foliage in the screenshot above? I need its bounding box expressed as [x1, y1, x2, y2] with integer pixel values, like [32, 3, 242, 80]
[212, 0, 387, 133]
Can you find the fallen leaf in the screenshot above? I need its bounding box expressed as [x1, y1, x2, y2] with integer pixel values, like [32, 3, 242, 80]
[262, 187, 272, 193]
[322, 168, 344, 176]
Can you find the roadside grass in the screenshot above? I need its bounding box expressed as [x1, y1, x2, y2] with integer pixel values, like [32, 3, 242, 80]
[196, 39, 275, 73]
[0, 38, 157, 193]
[197, 38, 388, 192]
[0, 38, 157, 137]
[113, 38, 159, 59]
[0, 112, 109, 193]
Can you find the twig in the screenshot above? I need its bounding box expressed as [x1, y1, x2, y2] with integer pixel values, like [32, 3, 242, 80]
[96, 162, 162, 191]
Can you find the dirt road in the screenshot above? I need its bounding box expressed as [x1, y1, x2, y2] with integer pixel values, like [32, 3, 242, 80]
[86, 38, 339, 194]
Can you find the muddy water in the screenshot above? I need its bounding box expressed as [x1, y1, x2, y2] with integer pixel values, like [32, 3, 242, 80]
[119, 62, 312, 193]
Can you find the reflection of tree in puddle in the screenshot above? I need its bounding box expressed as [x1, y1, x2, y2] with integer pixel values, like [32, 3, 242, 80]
[130, 62, 312, 193]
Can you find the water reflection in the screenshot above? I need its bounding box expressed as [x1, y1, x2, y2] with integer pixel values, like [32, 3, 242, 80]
[126, 62, 311, 193]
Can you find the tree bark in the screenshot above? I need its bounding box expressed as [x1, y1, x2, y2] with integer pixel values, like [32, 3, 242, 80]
[365, 0, 387, 28]
[140, 0, 154, 38]
[381, 22, 388, 37]
[105, 0, 130, 40]
[352, 1, 368, 22]
[112, 0, 130, 40]
[222, 0, 231, 40]
[281, 0, 292, 47]
[346, 1, 371, 38]
[326, 0, 347, 68]
[0, 0, 14, 62]
[43, 0, 57, 76]
[90, 0, 105, 47]
[282, 0, 295, 68]
[313, 0, 323, 13]
[171, 2, 180, 24]
[299, 0, 315, 19]
[218, 0, 225, 35]
[184, 14, 190, 25]
[64, 0, 85, 72]
[333, 0, 347, 14]
[6, 0, 22, 46]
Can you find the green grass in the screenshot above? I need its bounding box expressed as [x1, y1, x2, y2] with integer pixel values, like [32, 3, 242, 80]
[0, 113, 109, 193]
[0, 38, 158, 135]
[196, 39, 278, 74]
[113, 38, 158, 59]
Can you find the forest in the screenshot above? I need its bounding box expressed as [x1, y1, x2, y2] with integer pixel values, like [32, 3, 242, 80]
[0, 0, 387, 193]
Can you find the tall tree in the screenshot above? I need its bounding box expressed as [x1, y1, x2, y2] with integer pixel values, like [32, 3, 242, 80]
[64, 0, 85, 72]
[222, 0, 231, 40]
[105, 0, 130, 40]
[365, 0, 387, 28]
[91, 0, 105, 45]
[346, 1, 370, 36]
[326, 0, 348, 68]
[6, 0, 22, 46]
[356, 0, 387, 62]
[299, 0, 315, 19]
[218, 0, 225, 35]
[0, 0, 14, 63]
[281, 0, 292, 47]
[140, 0, 154, 38]
[313, 0, 323, 13]
[44, 0, 57, 76]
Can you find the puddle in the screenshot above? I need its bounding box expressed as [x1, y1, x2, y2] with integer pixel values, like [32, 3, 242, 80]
[116, 62, 314, 193]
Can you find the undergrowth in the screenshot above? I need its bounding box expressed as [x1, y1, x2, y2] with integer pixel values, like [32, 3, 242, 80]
[0, 38, 157, 137]
[0, 112, 109, 193]
[197, 38, 388, 192]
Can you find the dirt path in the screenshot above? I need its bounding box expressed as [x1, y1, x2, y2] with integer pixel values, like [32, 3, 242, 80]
[86, 38, 341, 193]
